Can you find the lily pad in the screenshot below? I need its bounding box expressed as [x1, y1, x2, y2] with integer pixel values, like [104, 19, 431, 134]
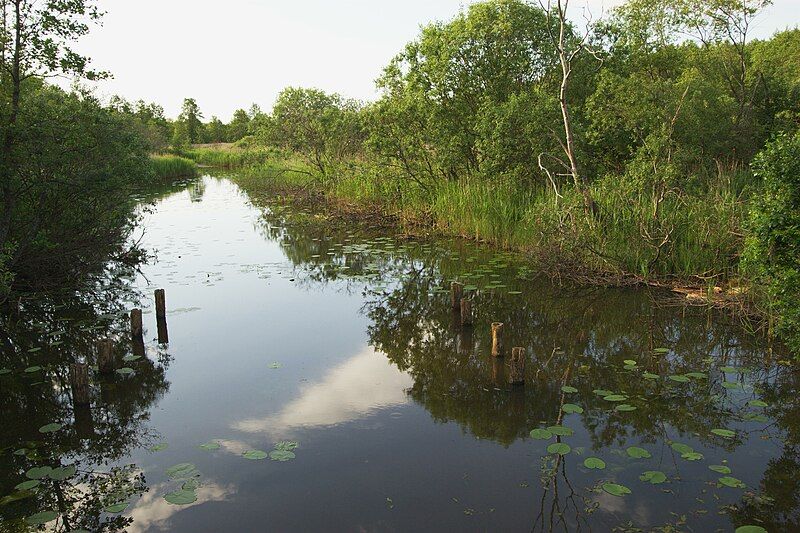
[748, 400, 768, 408]
[682, 452, 704, 461]
[25, 510, 58, 525]
[653, 348, 670, 353]
[199, 441, 221, 451]
[593, 389, 615, 397]
[116, 367, 135, 376]
[0, 367, 11, 375]
[623, 360, 637, 366]
[165, 463, 199, 479]
[49, 465, 77, 481]
[274, 441, 299, 452]
[642, 372, 660, 380]
[150, 443, 169, 452]
[26, 466, 52, 479]
[15, 480, 40, 490]
[547, 425, 574, 437]
[615, 404, 637, 412]
[562, 403, 584, 414]
[561, 386, 578, 394]
[103, 502, 128, 513]
[671, 442, 694, 455]
[24, 366, 42, 373]
[584, 457, 606, 470]
[243, 450, 268, 460]
[685, 372, 708, 379]
[547, 443, 571, 456]
[602, 483, 631, 497]
[719, 476, 746, 488]
[711, 428, 736, 439]
[640, 470, 667, 484]
[735, 526, 767, 533]
[269, 362, 283, 369]
[38, 423, 62, 433]
[627, 446, 651, 459]
[709, 465, 732, 474]
[603, 394, 628, 402]
[269, 450, 296, 461]
[530, 428, 553, 440]
[122, 355, 142, 362]
[164, 489, 197, 505]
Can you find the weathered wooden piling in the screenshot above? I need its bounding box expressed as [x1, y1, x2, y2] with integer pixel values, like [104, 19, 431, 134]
[509, 347, 526, 386]
[460, 298, 473, 327]
[130, 308, 143, 339]
[157, 317, 169, 344]
[97, 339, 116, 374]
[69, 363, 90, 405]
[491, 322, 504, 357]
[154, 289, 166, 320]
[451, 282, 464, 311]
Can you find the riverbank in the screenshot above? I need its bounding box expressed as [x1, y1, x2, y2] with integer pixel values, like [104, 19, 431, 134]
[192, 148, 759, 320]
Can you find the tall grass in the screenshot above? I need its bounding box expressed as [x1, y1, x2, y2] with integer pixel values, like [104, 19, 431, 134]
[181, 147, 281, 169]
[150, 155, 198, 179]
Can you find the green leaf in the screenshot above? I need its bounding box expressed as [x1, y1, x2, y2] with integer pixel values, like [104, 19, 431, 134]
[682, 452, 704, 461]
[668, 375, 690, 383]
[640, 470, 667, 484]
[15, 480, 40, 490]
[562, 403, 584, 414]
[274, 441, 299, 452]
[103, 502, 128, 513]
[269, 450, 296, 461]
[561, 386, 578, 394]
[547, 425, 574, 437]
[49, 465, 77, 481]
[150, 443, 169, 452]
[26, 466, 53, 479]
[720, 366, 738, 373]
[670, 442, 693, 455]
[653, 348, 670, 353]
[243, 450, 268, 460]
[165, 463, 199, 479]
[719, 476, 746, 488]
[199, 441, 220, 451]
[709, 465, 732, 474]
[25, 510, 58, 525]
[530, 428, 553, 440]
[24, 366, 42, 373]
[603, 394, 628, 402]
[116, 367, 135, 376]
[164, 489, 197, 505]
[182, 479, 201, 491]
[642, 372, 660, 380]
[627, 446, 651, 459]
[38, 423, 62, 433]
[122, 355, 142, 362]
[748, 400, 768, 407]
[583, 457, 606, 470]
[0, 367, 11, 375]
[711, 428, 736, 439]
[723, 381, 744, 390]
[269, 362, 283, 369]
[593, 389, 615, 396]
[602, 483, 631, 497]
[623, 360, 637, 366]
[735, 526, 767, 533]
[615, 404, 637, 412]
[547, 443, 571, 456]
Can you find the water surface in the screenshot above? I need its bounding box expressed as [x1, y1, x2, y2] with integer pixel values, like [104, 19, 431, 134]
[1, 176, 796, 532]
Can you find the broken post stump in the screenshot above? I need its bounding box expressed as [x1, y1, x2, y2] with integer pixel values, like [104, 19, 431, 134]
[491, 322, 504, 357]
[157, 317, 169, 344]
[509, 347, 526, 386]
[154, 289, 166, 320]
[97, 339, 116, 374]
[451, 282, 463, 311]
[460, 298, 473, 327]
[130, 308, 143, 339]
[70, 363, 90, 405]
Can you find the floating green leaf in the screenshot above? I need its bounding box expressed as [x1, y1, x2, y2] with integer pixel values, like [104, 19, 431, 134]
[642, 372, 660, 380]
[274, 441, 299, 452]
[164, 489, 197, 505]
[720, 366, 738, 373]
[602, 483, 631, 497]
[719, 476, 746, 488]
[49, 465, 77, 481]
[603, 394, 628, 402]
[709, 465, 732, 474]
[653, 348, 670, 354]
[530, 428, 553, 440]
[150, 443, 169, 452]
[584, 457, 606, 470]
[593, 389, 615, 397]
[199, 441, 220, 451]
[116, 367, 134, 376]
[38, 423, 62, 433]
[182, 479, 201, 491]
[0, 367, 11, 375]
[547, 425, 574, 437]
[748, 400, 769, 408]
[269, 450, 296, 461]
[640, 470, 667, 484]
[165, 463, 199, 479]
[723, 382, 744, 390]
[103, 502, 128, 513]
[25, 510, 58, 525]
[711, 428, 736, 439]
[668, 375, 690, 383]
[671, 443, 693, 455]
[627, 446, 652, 459]
[561, 386, 578, 394]
[243, 450, 268, 460]
[562, 403, 584, 414]
[615, 404, 637, 412]
[682, 452, 704, 461]
[269, 362, 283, 369]
[24, 366, 42, 373]
[26, 466, 52, 480]
[122, 355, 142, 362]
[547, 443, 571, 456]
[623, 360, 637, 366]
[735, 526, 767, 533]
[15, 480, 40, 490]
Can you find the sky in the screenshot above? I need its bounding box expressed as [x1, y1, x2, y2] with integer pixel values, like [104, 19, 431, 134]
[72, 0, 800, 120]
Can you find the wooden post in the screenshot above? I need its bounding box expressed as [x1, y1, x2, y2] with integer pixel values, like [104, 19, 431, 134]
[451, 282, 463, 311]
[509, 347, 525, 386]
[130, 308, 143, 339]
[70, 363, 90, 405]
[460, 298, 473, 327]
[157, 317, 169, 345]
[154, 289, 166, 320]
[97, 339, 116, 374]
[491, 322, 504, 357]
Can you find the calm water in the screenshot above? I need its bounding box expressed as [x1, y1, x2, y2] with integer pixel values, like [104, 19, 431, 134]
[1, 176, 797, 532]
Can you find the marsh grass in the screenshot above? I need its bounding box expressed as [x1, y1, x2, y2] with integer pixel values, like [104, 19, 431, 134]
[150, 155, 198, 179]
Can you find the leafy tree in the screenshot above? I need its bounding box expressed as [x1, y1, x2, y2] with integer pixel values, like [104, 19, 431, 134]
[178, 97, 203, 144]
[227, 108, 251, 142]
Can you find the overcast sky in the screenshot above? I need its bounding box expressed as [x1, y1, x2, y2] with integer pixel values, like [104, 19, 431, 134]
[72, 0, 799, 120]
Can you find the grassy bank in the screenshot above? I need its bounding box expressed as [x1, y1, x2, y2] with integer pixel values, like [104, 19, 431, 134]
[150, 155, 198, 179]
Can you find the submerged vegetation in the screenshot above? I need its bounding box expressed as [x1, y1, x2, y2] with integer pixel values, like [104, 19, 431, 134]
[183, 0, 800, 352]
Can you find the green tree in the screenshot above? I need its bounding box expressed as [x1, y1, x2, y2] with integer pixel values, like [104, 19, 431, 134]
[178, 97, 203, 144]
[227, 108, 251, 142]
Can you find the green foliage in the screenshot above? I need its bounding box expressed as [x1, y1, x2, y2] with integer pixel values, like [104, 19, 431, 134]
[745, 131, 800, 353]
[150, 155, 198, 179]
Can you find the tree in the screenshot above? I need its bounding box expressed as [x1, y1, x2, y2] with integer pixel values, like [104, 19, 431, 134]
[178, 97, 203, 144]
[227, 108, 251, 142]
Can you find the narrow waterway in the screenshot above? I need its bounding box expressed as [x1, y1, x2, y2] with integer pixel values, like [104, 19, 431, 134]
[1, 176, 795, 532]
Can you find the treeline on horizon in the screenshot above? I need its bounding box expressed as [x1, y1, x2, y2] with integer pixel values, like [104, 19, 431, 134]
[173, 0, 800, 351]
